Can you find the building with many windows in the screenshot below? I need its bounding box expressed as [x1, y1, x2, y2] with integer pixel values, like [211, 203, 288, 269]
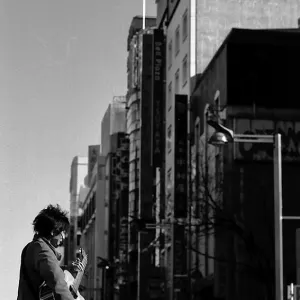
[79, 147, 106, 300]
[66, 156, 88, 267]
[100, 97, 128, 300]
[155, 0, 300, 299]
[104, 133, 129, 300]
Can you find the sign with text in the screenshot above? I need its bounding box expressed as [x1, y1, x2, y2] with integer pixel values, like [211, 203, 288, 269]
[174, 95, 188, 218]
[234, 119, 300, 162]
[151, 29, 165, 168]
[116, 134, 129, 282]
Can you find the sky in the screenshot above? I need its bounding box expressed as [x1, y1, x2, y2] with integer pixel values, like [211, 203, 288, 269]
[0, 0, 156, 298]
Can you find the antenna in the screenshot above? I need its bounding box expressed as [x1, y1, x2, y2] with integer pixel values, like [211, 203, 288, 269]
[143, 0, 146, 29]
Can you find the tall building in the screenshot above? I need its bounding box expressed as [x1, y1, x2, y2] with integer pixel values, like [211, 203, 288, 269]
[100, 97, 128, 300]
[101, 96, 127, 157]
[67, 156, 88, 267]
[190, 28, 300, 300]
[126, 15, 166, 300]
[156, 1, 300, 300]
[79, 146, 106, 300]
[104, 132, 129, 300]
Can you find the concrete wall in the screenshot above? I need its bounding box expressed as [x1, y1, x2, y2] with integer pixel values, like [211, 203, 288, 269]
[195, 0, 300, 75]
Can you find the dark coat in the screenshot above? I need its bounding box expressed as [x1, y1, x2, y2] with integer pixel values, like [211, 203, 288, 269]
[17, 235, 74, 300]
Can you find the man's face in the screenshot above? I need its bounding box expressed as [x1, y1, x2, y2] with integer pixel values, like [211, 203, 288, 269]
[50, 231, 66, 248]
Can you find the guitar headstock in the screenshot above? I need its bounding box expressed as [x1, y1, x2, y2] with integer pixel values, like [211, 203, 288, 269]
[79, 248, 88, 265]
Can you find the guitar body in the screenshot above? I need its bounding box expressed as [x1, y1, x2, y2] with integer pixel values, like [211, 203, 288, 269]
[39, 270, 85, 300]
[64, 270, 85, 300]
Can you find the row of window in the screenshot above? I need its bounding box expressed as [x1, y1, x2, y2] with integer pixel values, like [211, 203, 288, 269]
[168, 9, 188, 68]
[165, 9, 189, 112]
[167, 55, 188, 110]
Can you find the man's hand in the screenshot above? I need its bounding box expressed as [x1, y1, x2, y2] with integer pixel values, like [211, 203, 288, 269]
[72, 258, 85, 272]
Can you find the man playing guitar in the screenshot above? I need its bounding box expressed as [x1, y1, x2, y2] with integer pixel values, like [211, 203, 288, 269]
[17, 204, 86, 300]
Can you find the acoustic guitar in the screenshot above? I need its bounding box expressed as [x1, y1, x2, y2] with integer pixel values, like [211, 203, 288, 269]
[39, 248, 88, 300]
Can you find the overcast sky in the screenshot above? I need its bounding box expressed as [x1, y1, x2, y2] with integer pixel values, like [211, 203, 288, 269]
[0, 1, 156, 298]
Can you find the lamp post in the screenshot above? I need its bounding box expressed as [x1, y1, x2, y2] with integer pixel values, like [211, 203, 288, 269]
[97, 257, 111, 300]
[207, 120, 283, 300]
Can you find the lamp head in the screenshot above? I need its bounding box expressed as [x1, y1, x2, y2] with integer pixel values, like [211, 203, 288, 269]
[207, 120, 234, 140]
[208, 131, 229, 146]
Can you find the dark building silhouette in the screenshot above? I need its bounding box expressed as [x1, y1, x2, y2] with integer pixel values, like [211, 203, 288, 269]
[190, 28, 300, 300]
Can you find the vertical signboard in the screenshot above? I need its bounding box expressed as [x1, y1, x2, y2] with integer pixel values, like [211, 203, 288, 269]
[151, 29, 165, 168]
[109, 152, 118, 262]
[172, 95, 188, 300]
[116, 134, 129, 286]
[174, 95, 188, 218]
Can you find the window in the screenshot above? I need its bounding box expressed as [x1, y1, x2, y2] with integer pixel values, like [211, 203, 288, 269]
[168, 81, 172, 110]
[182, 55, 188, 87]
[175, 69, 179, 94]
[175, 25, 180, 55]
[214, 90, 220, 121]
[167, 125, 172, 153]
[168, 40, 173, 69]
[167, 168, 172, 190]
[182, 9, 188, 42]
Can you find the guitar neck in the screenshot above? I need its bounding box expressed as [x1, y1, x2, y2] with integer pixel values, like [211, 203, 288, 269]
[72, 270, 84, 293]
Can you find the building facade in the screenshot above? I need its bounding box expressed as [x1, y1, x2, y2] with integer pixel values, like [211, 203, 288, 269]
[101, 96, 127, 157]
[100, 98, 128, 300]
[156, 1, 300, 299]
[190, 28, 300, 300]
[126, 15, 166, 300]
[104, 133, 129, 300]
[79, 147, 106, 300]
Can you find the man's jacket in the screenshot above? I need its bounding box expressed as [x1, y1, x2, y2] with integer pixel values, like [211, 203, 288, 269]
[17, 235, 74, 300]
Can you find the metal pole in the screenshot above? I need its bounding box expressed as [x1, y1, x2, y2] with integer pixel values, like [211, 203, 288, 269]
[204, 113, 209, 276]
[274, 133, 283, 300]
[142, 0, 146, 29]
[104, 267, 107, 300]
[101, 267, 105, 300]
[188, 133, 192, 300]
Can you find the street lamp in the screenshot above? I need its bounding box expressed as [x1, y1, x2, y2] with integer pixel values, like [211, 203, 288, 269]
[207, 119, 283, 300]
[97, 257, 112, 300]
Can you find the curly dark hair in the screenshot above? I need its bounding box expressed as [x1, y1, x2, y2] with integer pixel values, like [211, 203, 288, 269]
[33, 204, 70, 237]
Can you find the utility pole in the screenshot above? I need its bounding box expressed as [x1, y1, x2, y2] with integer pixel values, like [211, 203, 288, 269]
[142, 0, 146, 29]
